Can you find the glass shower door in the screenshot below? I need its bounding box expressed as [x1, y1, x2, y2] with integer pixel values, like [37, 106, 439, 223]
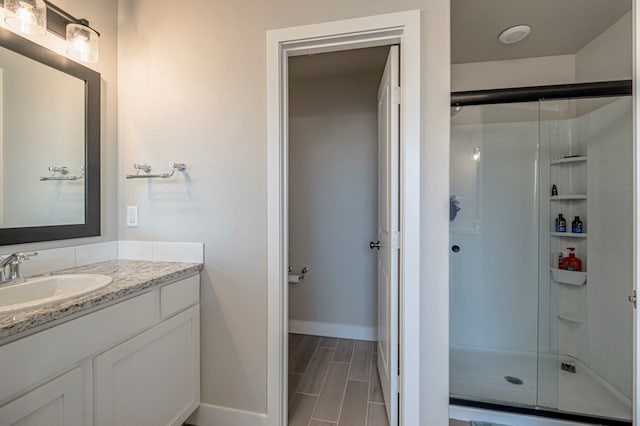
[450, 102, 540, 407]
[537, 96, 633, 422]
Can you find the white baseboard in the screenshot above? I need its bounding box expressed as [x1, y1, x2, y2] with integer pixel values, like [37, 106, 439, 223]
[186, 403, 267, 426]
[289, 319, 377, 341]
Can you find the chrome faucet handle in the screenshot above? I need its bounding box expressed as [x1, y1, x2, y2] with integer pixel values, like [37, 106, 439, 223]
[16, 252, 37, 279]
[0, 252, 37, 284]
[11, 253, 34, 283]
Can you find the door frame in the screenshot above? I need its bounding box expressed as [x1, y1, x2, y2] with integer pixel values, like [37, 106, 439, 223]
[266, 10, 421, 426]
[634, 2, 639, 423]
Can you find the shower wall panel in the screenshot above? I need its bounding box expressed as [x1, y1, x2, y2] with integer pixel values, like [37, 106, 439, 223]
[583, 97, 633, 398]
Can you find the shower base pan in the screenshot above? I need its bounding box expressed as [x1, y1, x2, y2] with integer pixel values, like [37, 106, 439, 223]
[450, 345, 631, 424]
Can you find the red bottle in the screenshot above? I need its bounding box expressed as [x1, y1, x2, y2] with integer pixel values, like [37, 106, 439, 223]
[560, 247, 582, 272]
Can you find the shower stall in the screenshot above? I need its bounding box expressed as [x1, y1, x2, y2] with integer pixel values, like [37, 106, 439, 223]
[449, 81, 633, 424]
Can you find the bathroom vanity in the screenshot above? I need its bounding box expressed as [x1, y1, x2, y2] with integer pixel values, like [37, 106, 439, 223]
[0, 259, 202, 426]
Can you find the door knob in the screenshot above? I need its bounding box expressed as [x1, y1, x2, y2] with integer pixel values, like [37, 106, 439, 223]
[369, 241, 381, 250]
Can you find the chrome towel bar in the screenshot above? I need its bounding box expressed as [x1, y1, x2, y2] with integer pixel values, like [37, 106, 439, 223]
[40, 165, 84, 181]
[126, 162, 187, 179]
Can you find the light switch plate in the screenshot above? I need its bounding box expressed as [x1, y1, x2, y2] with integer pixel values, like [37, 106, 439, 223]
[127, 206, 138, 227]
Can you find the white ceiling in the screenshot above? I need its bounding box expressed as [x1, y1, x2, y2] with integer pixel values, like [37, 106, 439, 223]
[288, 46, 390, 81]
[452, 0, 631, 64]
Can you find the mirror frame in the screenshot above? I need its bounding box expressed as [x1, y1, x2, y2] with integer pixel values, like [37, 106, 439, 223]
[0, 25, 100, 245]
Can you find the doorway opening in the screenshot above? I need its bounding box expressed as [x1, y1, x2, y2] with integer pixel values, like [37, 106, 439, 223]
[266, 11, 423, 426]
[286, 45, 394, 426]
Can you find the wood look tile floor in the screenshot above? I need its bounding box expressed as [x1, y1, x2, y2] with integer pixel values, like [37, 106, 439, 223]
[288, 334, 389, 426]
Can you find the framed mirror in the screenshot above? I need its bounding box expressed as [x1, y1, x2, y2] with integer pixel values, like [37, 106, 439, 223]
[0, 25, 100, 245]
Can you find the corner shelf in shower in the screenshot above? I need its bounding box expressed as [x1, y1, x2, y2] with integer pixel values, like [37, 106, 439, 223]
[551, 268, 587, 286]
[558, 312, 585, 324]
[549, 232, 587, 238]
[550, 195, 587, 201]
[550, 156, 587, 165]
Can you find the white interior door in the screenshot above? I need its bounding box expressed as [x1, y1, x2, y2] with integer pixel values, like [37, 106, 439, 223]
[376, 45, 399, 426]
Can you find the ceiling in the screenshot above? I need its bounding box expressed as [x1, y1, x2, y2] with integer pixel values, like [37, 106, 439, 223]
[288, 46, 390, 81]
[452, 0, 631, 64]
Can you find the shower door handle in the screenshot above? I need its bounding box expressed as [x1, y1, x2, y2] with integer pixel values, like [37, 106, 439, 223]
[369, 241, 381, 250]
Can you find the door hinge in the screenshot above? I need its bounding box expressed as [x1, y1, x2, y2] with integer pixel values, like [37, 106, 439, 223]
[391, 231, 400, 249]
[629, 290, 637, 308]
[392, 86, 401, 105]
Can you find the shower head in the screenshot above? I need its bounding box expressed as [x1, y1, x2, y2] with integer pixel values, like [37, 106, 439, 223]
[451, 105, 463, 117]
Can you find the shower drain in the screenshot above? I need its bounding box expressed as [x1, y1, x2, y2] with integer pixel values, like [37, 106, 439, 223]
[504, 376, 524, 385]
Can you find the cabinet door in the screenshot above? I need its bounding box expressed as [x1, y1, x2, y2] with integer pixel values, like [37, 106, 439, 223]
[94, 306, 199, 426]
[0, 368, 83, 426]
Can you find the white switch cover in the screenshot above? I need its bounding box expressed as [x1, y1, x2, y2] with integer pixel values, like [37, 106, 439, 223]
[127, 206, 138, 227]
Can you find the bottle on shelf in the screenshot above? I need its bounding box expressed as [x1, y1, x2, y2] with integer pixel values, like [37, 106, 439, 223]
[551, 184, 558, 196]
[571, 216, 583, 233]
[560, 247, 582, 271]
[555, 214, 566, 232]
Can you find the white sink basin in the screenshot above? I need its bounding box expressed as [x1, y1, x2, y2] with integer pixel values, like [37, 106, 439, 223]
[0, 274, 112, 315]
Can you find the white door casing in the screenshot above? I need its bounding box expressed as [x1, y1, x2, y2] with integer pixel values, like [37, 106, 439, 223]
[633, 1, 639, 423]
[267, 11, 423, 426]
[377, 45, 400, 426]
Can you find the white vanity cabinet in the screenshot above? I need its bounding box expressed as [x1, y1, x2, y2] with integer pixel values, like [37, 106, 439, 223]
[0, 273, 200, 426]
[94, 306, 199, 426]
[0, 367, 87, 426]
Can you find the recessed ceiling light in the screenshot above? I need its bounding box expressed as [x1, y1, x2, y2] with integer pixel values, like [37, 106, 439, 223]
[498, 25, 532, 44]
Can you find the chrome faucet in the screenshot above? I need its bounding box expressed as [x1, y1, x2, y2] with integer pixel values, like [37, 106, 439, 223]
[0, 252, 37, 285]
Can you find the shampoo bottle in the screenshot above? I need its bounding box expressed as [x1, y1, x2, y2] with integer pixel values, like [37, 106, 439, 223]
[560, 247, 582, 272]
[556, 214, 566, 232]
[572, 216, 583, 233]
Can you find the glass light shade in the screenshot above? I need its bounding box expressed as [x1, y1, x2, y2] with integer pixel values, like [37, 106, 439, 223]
[4, 0, 47, 36]
[66, 23, 99, 63]
[473, 147, 481, 161]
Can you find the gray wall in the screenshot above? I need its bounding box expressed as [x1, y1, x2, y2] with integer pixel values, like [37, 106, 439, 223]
[117, 0, 451, 420]
[288, 72, 379, 332]
[575, 12, 632, 83]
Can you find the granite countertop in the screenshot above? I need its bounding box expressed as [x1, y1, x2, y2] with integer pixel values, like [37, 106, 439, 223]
[0, 259, 203, 343]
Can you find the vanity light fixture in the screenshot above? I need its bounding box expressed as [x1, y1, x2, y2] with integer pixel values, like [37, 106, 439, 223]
[1, 0, 100, 63]
[4, 0, 47, 36]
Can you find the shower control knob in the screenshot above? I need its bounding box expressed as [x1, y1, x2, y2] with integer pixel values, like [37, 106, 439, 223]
[369, 241, 381, 250]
